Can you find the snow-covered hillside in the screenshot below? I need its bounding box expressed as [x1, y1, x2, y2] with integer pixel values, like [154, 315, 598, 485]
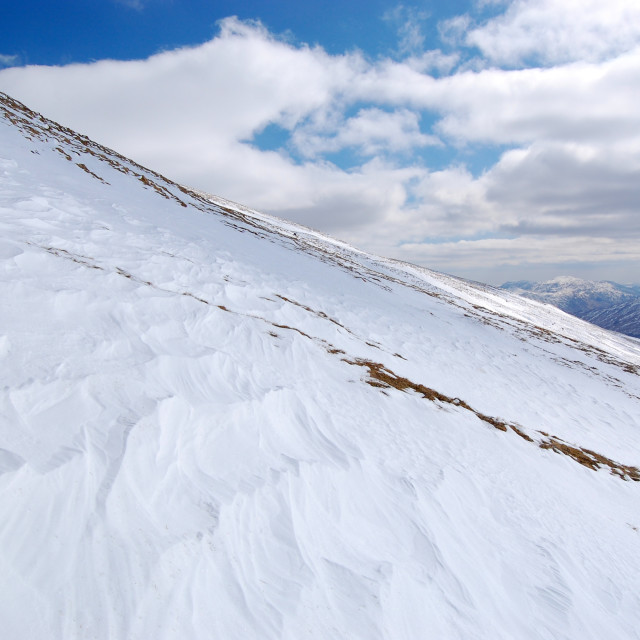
[502, 276, 640, 338]
[2, 92, 640, 640]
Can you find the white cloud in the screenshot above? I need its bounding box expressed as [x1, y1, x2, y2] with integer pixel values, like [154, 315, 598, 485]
[484, 142, 640, 235]
[0, 54, 18, 68]
[465, 0, 640, 66]
[393, 234, 640, 284]
[434, 53, 640, 146]
[404, 49, 460, 74]
[383, 5, 430, 56]
[438, 14, 472, 47]
[291, 108, 441, 158]
[0, 19, 358, 171]
[0, 13, 638, 284]
[346, 48, 640, 147]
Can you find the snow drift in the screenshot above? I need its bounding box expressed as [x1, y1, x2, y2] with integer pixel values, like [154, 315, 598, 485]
[1, 92, 640, 639]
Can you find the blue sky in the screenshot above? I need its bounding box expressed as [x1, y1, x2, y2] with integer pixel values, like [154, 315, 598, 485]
[1, 0, 640, 284]
[3, 1, 481, 64]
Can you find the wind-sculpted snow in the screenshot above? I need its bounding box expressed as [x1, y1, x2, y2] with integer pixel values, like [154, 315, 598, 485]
[1, 93, 640, 639]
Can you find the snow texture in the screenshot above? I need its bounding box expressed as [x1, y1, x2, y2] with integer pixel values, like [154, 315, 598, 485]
[2, 93, 640, 639]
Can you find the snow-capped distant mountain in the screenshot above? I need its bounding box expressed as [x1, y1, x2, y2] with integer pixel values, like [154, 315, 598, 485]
[501, 276, 640, 338]
[2, 92, 640, 640]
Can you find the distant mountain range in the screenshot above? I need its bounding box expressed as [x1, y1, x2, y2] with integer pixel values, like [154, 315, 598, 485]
[501, 276, 640, 338]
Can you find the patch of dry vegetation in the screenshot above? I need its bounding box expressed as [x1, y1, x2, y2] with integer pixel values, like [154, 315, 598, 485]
[539, 436, 640, 481]
[344, 357, 639, 481]
[1, 92, 189, 208]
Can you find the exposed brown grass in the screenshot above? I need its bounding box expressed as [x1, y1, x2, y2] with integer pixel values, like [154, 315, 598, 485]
[344, 357, 639, 481]
[76, 163, 108, 184]
[271, 323, 313, 339]
[55, 146, 72, 161]
[347, 358, 513, 431]
[509, 423, 534, 442]
[276, 294, 356, 335]
[139, 175, 188, 207]
[540, 436, 640, 481]
[181, 291, 209, 304]
[39, 245, 104, 271]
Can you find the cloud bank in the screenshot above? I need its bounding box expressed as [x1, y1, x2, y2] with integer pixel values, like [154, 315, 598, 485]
[1, 2, 639, 284]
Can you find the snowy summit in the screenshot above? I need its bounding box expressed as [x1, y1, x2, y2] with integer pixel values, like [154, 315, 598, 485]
[1, 92, 640, 639]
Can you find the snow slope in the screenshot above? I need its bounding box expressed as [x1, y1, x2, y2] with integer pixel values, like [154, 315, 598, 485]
[2, 92, 640, 640]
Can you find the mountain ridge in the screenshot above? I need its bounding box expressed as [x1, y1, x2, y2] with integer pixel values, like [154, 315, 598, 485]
[501, 276, 640, 338]
[2, 92, 640, 639]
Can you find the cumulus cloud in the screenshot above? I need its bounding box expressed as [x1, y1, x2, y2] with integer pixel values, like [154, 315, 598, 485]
[383, 5, 430, 57]
[291, 108, 441, 158]
[439, 14, 472, 47]
[464, 0, 640, 66]
[345, 48, 640, 147]
[0, 8, 639, 284]
[485, 143, 640, 235]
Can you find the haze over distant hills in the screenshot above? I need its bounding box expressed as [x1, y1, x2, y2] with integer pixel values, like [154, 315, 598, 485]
[501, 276, 640, 339]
